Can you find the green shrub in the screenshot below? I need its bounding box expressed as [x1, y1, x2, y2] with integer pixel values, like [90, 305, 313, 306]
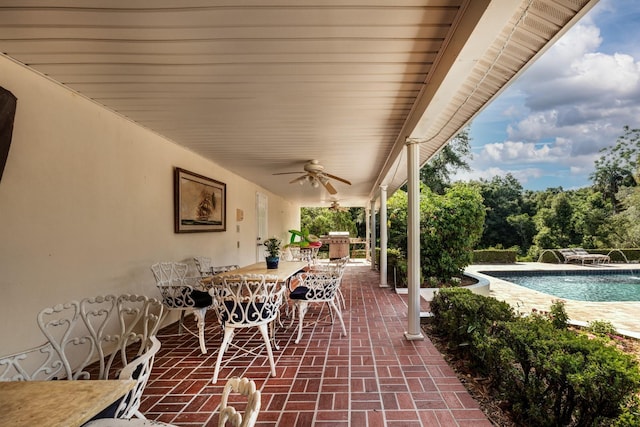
[472, 249, 517, 263]
[430, 291, 640, 426]
[548, 299, 569, 329]
[420, 183, 485, 281]
[586, 319, 617, 336]
[483, 317, 640, 426]
[386, 248, 408, 287]
[613, 394, 640, 426]
[429, 288, 515, 358]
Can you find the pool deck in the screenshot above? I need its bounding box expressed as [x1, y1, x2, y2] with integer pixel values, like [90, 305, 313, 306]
[465, 262, 640, 338]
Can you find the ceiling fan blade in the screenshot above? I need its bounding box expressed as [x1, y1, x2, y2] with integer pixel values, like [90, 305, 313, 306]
[322, 180, 338, 195]
[323, 172, 352, 185]
[289, 175, 308, 184]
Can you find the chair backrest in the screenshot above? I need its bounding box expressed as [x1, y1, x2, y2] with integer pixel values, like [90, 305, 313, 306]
[211, 274, 284, 327]
[0, 342, 62, 381]
[288, 246, 302, 261]
[34, 294, 163, 381]
[312, 256, 348, 277]
[194, 256, 213, 276]
[81, 294, 163, 380]
[194, 256, 240, 276]
[573, 248, 591, 255]
[294, 270, 342, 302]
[150, 262, 198, 309]
[219, 377, 261, 427]
[151, 262, 189, 283]
[113, 336, 162, 419]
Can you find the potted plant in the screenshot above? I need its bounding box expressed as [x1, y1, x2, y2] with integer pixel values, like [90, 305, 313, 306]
[263, 236, 282, 269]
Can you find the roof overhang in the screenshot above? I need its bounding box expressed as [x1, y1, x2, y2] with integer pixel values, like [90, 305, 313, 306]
[0, 0, 598, 207]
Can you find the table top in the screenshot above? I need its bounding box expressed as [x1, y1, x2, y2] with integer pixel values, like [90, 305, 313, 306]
[215, 260, 308, 282]
[0, 379, 136, 427]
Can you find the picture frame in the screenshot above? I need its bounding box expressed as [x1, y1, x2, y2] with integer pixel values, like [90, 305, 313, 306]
[174, 167, 226, 233]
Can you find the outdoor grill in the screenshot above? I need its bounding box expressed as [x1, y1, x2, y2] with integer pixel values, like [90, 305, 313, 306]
[325, 231, 350, 259]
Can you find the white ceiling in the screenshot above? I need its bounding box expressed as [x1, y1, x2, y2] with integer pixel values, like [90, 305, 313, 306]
[0, 0, 597, 207]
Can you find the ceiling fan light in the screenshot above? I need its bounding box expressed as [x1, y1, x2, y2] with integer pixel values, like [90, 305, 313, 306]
[298, 179, 305, 186]
[311, 179, 320, 188]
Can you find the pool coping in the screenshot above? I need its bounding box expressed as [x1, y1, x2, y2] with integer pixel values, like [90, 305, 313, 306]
[466, 262, 640, 338]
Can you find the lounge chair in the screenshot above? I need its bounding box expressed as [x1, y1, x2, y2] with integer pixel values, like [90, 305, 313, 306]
[558, 248, 609, 265]
[558, 248, 583, 264]
[573, 248, 610, 264]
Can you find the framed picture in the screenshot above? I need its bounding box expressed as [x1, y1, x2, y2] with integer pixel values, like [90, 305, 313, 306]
[174, 167, 226, 233]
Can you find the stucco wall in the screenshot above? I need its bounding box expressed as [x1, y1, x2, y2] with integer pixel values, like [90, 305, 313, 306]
[0, 55, 300, 353]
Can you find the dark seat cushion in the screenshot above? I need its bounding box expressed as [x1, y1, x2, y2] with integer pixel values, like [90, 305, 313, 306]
[221, 301, 266, 324]
[289, 286, 310, 300]
[164, 288, 212, 308]
[190, 289, 213, 308]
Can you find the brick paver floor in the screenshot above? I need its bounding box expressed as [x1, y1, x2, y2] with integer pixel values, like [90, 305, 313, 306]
[140, 262, 491, 426]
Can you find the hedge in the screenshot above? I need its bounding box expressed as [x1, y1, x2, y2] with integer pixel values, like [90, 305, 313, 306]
[428, 289, 640, 426]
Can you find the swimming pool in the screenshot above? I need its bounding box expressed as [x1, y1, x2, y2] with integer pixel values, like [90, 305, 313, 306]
[485, 270, 640, 302]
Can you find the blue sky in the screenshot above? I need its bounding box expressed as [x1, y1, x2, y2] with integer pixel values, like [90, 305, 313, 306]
[455, 0, 640, 191]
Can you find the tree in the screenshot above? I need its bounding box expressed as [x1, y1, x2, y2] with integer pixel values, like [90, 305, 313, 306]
[387, 189, 408, 253]
[506, 213, 536, 251]
[590, 126, 640, 213]
[419, 127, 472, 194]
[420, 183, 485, 281]
[300, 207, 359, 238]
[476, 174, 528, 250]
[386, 183, 485, 282]
[609, 187, 640, 247]
[552, 193, 573, 244]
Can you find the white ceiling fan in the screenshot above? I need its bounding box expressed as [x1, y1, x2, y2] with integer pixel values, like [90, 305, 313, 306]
[273, 160, 351, 195]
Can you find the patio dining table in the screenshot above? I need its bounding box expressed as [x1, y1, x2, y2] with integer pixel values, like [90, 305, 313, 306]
[212, 260, 308, 283]
[0, 379, 136, 427]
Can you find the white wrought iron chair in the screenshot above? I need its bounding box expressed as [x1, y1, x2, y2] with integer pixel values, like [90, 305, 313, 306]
[83, 336, 162, 424]
[308, 256, 348, 309]
[0, 342, 62, 381]
[34, 294, 163, 381]
[289, 269, 347, 345]
[209, 274, 285, 384]
[194, 256, 239, 277]
[218, 377, 262, 427]
[151, 261, 213, 354]
[84, 376, 261, 427]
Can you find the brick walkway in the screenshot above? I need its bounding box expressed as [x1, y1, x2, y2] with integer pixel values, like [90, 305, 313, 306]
[141, 263, 491, 426]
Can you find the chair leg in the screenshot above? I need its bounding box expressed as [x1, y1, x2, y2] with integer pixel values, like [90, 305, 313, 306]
[295, 301, 309, 344]
[178, 310, 186, 335]
[193, 307, 208, 354]
[289, 300, 300, 328]
[258, 323, 277, 378]
[212, 326, 234, 384]
[336, 287, 346, 309]
[328, 299, 347, 337]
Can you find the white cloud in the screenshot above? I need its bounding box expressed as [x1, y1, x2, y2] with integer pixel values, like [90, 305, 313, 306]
[500, 18, 640, 158]
[453, 166, 546, 185]
[467, 0, 640, 190]
[476, 139, 568, 165]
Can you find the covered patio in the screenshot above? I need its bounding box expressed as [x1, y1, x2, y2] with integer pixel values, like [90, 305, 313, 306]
[0, 1, 599, 425]
[142, 262, 491, 426]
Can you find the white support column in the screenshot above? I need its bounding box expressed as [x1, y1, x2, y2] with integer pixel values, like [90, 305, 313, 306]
[405, 139, 424, 341]
[379, 185, 388, 287]
[365, 206, 371, 262]
[370, 199, 377, 271]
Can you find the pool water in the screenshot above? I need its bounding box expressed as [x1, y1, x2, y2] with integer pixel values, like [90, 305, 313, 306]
[489, 272, 640, 302]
